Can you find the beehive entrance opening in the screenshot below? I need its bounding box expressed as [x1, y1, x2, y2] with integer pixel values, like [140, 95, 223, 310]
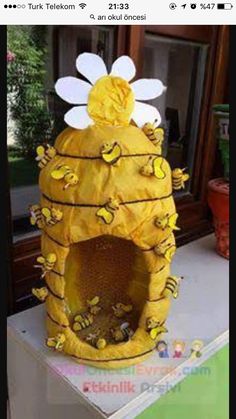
[64, 235, 149, 346]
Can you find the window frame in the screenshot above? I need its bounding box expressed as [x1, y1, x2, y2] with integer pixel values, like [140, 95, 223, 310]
[127, 25, 229, 244]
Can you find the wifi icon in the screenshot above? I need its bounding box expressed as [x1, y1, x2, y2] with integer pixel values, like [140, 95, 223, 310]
[79, 3, 87, 8]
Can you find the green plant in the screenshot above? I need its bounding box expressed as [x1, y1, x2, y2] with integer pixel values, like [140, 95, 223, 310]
[7, 26, 53, 158]
[213, 104, 229, 181]
[7, 144, 22, 158]
[8, 157, 39, 187]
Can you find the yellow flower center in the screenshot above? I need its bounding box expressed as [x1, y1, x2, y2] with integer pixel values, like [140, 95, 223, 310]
[87, 75, 135, 126]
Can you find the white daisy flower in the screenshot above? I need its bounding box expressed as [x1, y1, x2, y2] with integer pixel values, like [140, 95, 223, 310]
[55, 53, 166, 130]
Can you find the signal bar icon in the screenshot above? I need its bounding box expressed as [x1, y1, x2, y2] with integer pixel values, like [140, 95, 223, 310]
[79, 3, 87, 9]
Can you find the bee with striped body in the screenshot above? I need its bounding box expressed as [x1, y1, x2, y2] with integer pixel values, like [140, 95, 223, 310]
[86, 330, 107, 349]
[146, 317, 168, 340]
[41, 207, 63, 226]
[35, 144, 56, 169]
[34, 253, 57, 278]
[96, 198, 119, 224]
[51, 165, 79, 190]
[142, 121, 164, 152]
[172, 168, 189, 190]
[162, 276, 183, 299]
[29, 204, 45, 229]
[112, 302, 133, 318]
[111, 322, 134, 343]
[46, 333, 66, 351]
[73, 312, 94, 332]
[155, 213, 180, 231]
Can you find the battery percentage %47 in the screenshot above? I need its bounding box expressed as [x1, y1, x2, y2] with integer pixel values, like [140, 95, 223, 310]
[200, 3, 216, 9]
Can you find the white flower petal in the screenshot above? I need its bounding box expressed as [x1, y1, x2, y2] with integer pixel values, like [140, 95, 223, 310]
[131, 79, 166, 101]
[131, 102, 162, 128]
[64, 106, 93, 129]
[76, 53, 107, 84]
[55, 77, 91, 104]
[110, 56, 136, 81]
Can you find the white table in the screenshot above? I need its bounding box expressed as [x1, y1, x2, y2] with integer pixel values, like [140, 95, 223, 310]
[7, 235, 229, 419]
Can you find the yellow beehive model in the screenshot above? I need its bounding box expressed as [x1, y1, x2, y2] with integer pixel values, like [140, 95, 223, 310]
[30, 53, 189, 369]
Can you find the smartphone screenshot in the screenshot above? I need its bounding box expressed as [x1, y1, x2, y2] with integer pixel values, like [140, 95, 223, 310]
[3, 2, 231, 419]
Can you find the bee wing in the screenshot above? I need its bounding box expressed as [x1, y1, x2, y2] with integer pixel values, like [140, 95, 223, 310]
[30, 217, 36, 225]
[173, 290, 178, 299]
[153, 157, 165, 179]
[168, 213, 180, 230]
[51, 166, 69, 180]
[183, 173, 190, 181]
[51, 168, 66, 180]
[150, 328, 158, 340]
[169, 213, 178, 224]
[164, 246, 176, 263]
[36, 146, 45, 157]
[31, 288, 38, 297]
[32, 287, 47, 301]
[96, 207, 114, 224]
[47, 253, 57, 263]
[123, 304, 132, 312]
[74, 314, 83, 322]
[102, 143, 121, 164]
[41, 207, 51, 220]
[36, 256, 45, 264]
[155, 127, 164, 140]
[87, 296, 100, 306]
[46, 338, 56, 348]
[120, 322, 130, 330]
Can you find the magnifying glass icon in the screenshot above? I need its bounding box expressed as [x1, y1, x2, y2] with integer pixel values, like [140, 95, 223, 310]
[90, 14, 95, 19]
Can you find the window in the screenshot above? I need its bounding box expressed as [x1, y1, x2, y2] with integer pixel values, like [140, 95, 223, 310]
[143, 34, 208, 193]
[128, 25, 228, 240]
[8, 25, 118, 239]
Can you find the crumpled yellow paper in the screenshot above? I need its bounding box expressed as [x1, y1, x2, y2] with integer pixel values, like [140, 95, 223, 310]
[88, 76, 135, 126]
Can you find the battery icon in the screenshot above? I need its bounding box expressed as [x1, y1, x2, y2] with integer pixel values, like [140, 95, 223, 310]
[217, 3, 233, 9]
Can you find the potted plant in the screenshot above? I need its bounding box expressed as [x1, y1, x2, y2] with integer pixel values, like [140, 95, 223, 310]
[207, 104, 229, 259]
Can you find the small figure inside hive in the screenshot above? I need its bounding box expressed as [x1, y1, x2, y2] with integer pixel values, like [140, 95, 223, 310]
[86, 330, 107, 350]
[111, 322, 134, 343]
